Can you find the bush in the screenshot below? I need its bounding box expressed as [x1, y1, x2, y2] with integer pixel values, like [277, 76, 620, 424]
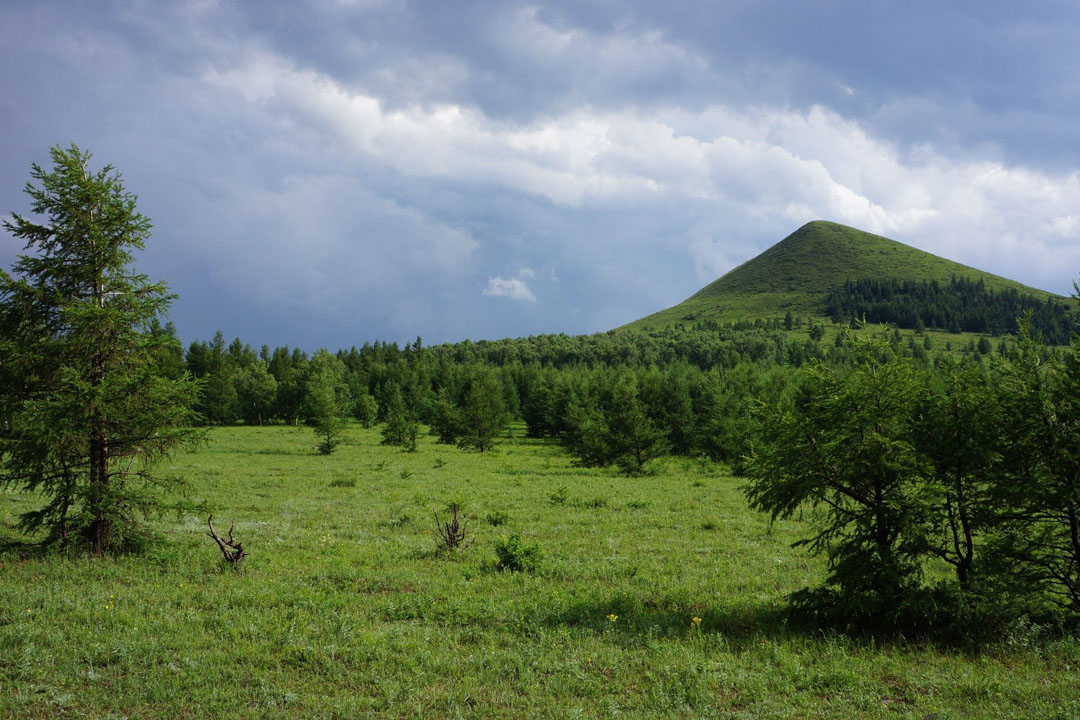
[484, 510, 509, 526]
[493, 533, 542, 572]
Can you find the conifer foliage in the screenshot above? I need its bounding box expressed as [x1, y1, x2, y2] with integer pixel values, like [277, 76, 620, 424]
[745, 334, 934, 618]
[0, 145, 200, 551]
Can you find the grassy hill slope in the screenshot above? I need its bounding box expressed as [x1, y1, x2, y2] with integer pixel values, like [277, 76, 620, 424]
[627, 220, 1064, 330]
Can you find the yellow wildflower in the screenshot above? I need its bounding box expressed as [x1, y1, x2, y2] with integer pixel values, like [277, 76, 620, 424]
[607, 613, 618, 622]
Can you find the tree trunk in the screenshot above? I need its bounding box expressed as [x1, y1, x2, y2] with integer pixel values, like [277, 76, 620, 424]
[87, 433, 111, 550]
[88, 265, 111, 550]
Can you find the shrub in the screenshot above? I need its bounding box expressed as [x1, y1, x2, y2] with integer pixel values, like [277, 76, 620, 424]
[484, 510, 509, 526]
[549, 485, 569, 505]
[493, 533, 542, 572]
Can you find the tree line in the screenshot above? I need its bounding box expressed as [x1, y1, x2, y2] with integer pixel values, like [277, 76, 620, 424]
[170, 315, 1030, 471]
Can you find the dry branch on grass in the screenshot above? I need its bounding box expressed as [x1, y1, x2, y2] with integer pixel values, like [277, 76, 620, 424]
[207, 514, 246, 567]
[434, 503, 474, 554]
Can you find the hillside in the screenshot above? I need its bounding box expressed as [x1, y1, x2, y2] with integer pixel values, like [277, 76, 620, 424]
[627, 220, 1066, 330]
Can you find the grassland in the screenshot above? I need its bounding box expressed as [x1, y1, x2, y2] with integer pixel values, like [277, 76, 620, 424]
[627, 221, 1067, 331]
[2, 424, 1079, 719]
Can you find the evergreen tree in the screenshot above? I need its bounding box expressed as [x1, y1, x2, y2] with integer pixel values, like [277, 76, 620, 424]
[202, 369, 239, 425]
[745, 333, 935, 621]
[604, 373, 668, 474]
[563, 393, 609, 468]
[659, 365, 696, 455]
[234, 362, 278, 426]
[147, 319, 185, 380]
[381, 384, 415, 448]
[429, 387, 463, 444]
[304, 350, 348, 454]
[353, 392, 378, 428]
[991, 319, 1080, 613]
[269, 346, 308, 425]
[917, 358, 1000, 587]
[0, 145, 201, 550]
[457, 369, 507, 451]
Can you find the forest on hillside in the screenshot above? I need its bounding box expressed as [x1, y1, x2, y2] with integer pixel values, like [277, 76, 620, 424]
[825, 276, 1074, 343]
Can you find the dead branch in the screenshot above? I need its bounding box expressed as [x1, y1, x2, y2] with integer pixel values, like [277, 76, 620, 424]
[434, 503, 474, 554]
[207, 514, 246, 567]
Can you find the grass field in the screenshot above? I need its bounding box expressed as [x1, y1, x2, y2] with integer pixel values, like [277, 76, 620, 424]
[2, 424, 1079, 719]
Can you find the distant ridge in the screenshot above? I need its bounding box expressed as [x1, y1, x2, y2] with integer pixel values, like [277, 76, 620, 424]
[625, 220, 1065, 330]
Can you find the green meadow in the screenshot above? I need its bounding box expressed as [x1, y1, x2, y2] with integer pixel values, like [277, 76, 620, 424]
[2, 424, 1079, 719]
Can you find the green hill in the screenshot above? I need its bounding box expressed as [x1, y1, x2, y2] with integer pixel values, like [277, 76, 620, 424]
[626, 220, 1066, 330]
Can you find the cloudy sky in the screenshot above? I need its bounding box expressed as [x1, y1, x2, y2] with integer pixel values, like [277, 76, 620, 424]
[2, 1, 1079, 349]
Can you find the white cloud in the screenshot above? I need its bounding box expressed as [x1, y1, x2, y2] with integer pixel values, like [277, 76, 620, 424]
[484, 273, 537, 302]
[494, 5, 710, 90]
[201, 47, 1080, 294]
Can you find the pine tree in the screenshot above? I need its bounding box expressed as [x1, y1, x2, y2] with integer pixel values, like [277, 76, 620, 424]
[0, 144, 201, 551]
[604, 374, 668, 474]
[429, 387, 463, 444]
[745, 332, 935, 620]
[457, 369, 507, 452]
[303, 350, 349, 454]
[381, 384, 415, 448]
[991, 318, 1080, 613]
[917, 357, 1000, 587]
[353, 392, 378, 428]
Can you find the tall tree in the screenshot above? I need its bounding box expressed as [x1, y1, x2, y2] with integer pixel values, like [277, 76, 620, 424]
[991, 319, 1080, 613]
[304, 350, 348, 454]
[381, 383, 417, 450]
[457, 368, 507, 452]
[429, 387, 463, 445]
[917, 357, 1000, 587]
[603, 373, 668, 474]
[0, 144, 201, 551]
[235, 361, 278, 426]
[745, 333, 935, 620]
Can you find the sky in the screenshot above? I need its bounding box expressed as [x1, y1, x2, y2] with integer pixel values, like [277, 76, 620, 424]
[2, 0, 1079, 350]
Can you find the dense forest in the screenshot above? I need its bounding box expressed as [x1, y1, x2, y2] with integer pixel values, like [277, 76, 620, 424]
[165, 318, 1025, 471]
[825, 276, 1074, 343]
[170, 322, 818, 468]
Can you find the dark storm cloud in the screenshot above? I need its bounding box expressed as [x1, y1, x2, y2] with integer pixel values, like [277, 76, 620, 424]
[236, 0, 1080, 166]
[1, 0, 1078, 349]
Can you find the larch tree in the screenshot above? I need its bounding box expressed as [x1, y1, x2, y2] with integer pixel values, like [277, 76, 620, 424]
[744, 333, 937, 621]
[303, 349, 348, 454]
[0, 144, 201, 551]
